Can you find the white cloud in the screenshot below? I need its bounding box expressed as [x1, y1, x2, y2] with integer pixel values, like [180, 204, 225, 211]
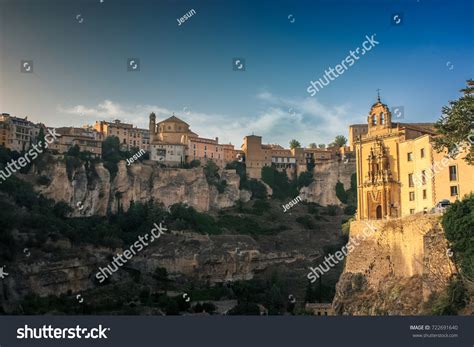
[57, 93, 362, 148]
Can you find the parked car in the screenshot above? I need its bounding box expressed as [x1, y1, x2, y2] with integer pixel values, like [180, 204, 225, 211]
[431, 199, 451, 213]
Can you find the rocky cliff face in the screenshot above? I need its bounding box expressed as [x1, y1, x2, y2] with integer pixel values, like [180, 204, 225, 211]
[332, 214, 456, 315]
[1, 225, 337, 308]
[300, 158, 355, 206]
[33, 159, 241, 216]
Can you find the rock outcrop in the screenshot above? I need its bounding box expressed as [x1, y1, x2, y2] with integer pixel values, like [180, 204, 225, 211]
[300, 158, 355, 206]
[332, 214, 456, 315]
[33, 159, 241, 216]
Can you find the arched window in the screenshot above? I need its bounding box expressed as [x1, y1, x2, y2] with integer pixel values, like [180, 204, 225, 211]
[372, 114, 377, 125]
[380, 112, 385, 125]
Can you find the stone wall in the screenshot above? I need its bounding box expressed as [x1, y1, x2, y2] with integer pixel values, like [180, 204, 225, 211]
[332, 214, 456, 315]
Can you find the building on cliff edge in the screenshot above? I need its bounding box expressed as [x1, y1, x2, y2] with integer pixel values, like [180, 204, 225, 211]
[353, 96, 474, 220]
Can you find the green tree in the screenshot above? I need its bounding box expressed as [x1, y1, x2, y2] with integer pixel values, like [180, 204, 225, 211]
[335, 181, 348, 204]
[318, 144, 326, 149]
[289, 139, 301, 149]
[441, 193, 474, 280]
[36, 127, 46, 147]
[434, 80, 474, 164]
[307, 143, 318, 148]
[297, 171, 313, 189]
[331, 135, 347, 148]
[102, 136, 123, 162]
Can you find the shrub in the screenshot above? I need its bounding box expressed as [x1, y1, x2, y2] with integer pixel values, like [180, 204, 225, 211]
[335, 181, 348, 204]
[429, 276, 468, 315]
[441, 193, 474, 279]
[36, 175, 51, 186]
[261, 166, 297, 199]
[324, 204, 338, 216]
[297, 171, 313, 189]
[296, 215, 315, 229]
[241, 179, 267, 200]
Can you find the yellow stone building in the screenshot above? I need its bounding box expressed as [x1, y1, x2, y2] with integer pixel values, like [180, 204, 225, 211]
[355, 97, 474, 220]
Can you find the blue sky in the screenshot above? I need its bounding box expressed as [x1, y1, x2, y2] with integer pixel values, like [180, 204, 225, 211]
[0, 0, 473, 147]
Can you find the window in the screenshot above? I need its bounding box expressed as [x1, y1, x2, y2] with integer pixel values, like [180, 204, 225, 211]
[449, 166, 457, 181]
[423, 189, 427, 199]
[372, 114, 377, 125]
[450, 186, 458, 196]
[407, 152, 413, 161]
[409, 192, 415, 201]
[420, 148, 425, 158]
[380, 113, 385, 125]
[204, 145, 207, 150]
[410, 209, 415, 214]
[421, 170, 426, 185]
[408, 173, 414, 187]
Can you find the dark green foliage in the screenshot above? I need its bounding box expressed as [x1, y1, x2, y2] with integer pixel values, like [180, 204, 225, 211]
[304, 279, 336, 303]
[289, 139, 301, 149]
[324, 204, 338, 216]
[441, 194, 474, 279]
[36, 175, 51, 186]
[428, 276, 468, 315]
[67, 144, 81, 157]
[306, 158, 315, 172]
[153, 267, 168, 282]
[335, 174, 357, 216]
[65, 156, 82, 181]
[102, 136, 131, 181]
[261, 166, 297, 199]
[204, 160, 227, 193]
[335, 181, 348, 203]
[182, 159, 201, 168]
[297, 171, 313, 189]
[242, 179, 267, 199]
[225, 161, 246, 182]
[168, 203, 220, 235]
[434, 80, 474, 164]
[346, 173, 357, 209]
[296, 215, 315, 229]
[250, 199, 271, 215]
[330, 135, 348, 148]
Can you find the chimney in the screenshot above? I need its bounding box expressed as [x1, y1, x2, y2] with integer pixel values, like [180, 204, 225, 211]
[215, 137, 219, 143]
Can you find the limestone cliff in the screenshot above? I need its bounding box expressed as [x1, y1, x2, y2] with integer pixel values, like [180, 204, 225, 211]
[32, 159, 241, 216]
[300, 158, 355, 206]
[332, 214, 456, 315]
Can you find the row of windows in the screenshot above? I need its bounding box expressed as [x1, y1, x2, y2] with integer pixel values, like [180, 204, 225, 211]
[408, 186, 458, 204]
[407, 148, 425, 161]
[408, 166, 457, 188]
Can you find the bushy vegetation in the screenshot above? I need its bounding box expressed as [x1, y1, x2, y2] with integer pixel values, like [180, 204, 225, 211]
[261, 166, 298, 199]
[441, 193, 474, 280]
[335, 173, 357, 216]
[335, 181, 347, 203]
[427, 276, 468, 315]
[101, 136, 146, 181]
[203, 160, 227, 193]
[296, 215, 315, 229]
[226, 161, 267, 199]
